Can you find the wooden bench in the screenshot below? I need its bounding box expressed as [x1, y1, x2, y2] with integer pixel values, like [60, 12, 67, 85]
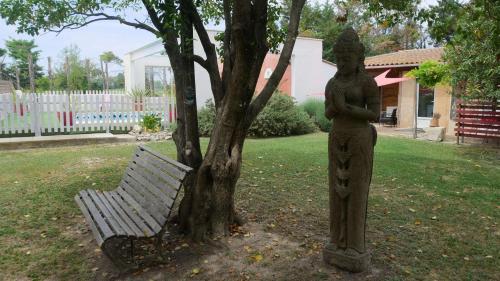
[74, 145, 192, 260]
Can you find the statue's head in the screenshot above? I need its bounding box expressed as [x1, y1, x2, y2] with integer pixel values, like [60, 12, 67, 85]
[333, 27, 365, 75]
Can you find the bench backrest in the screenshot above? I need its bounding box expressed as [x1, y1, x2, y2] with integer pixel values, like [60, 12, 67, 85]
[119, 146, 192, 226]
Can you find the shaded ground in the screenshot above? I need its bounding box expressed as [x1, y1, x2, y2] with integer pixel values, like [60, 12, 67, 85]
[0, 133, 498, 280]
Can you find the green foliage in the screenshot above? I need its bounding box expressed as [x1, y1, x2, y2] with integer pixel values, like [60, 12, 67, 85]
[421, 0, 500, 99]
[197, 99, 216, 137]
[300, 99, 332, 132]
[248, 94, 316, 137]
[141, 113, 161, 132]
[35, 76, 50, 92]
[51, 45, 102, 91]
[282, 0, 423, 62]
[100, 51, 122, 64]
[128, 88, 163, 98]
[4, 39, 43, 89]
[197, 95, 317, 138]
[405, 60, 450, 89]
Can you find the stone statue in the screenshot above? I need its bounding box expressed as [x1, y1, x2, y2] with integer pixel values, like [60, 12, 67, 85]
[323, 27, 380, 273]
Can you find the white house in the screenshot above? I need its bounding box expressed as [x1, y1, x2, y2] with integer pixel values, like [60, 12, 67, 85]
[123, 30, 336, 107]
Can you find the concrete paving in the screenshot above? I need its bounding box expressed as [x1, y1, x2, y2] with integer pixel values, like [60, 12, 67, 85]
[0, 133, 136, 150]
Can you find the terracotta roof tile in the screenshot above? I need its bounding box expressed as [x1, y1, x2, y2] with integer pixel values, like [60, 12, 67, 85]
[364, 47, 444, 68]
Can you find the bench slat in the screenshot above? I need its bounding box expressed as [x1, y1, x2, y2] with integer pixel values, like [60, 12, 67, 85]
[107, 191, 155, 237]
[139, 145, 193, 173]
[119, 182, 167, 224]
[124, 167, 174, 207]
[134, 148, 186, 180]
[116, 188, 162, 233]
[131, 155, 181, 193]
[79, 190, 114, 239]
[94, 190, 136, 236]
[87, 190, 127, 236]
[102, 191, 144, 237]
[75, 194, 104, 246]
[128, 161, 180, 201]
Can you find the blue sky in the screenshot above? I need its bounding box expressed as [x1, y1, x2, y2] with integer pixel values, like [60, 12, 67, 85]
[0, 0, 437, 74]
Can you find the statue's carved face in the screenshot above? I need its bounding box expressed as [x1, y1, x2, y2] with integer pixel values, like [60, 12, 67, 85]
[336, 52, 358, 75]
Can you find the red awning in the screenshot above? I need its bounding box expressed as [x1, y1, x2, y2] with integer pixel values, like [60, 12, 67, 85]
[374, 69, 410, 87]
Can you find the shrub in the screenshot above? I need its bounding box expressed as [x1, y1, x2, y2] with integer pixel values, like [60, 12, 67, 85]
[248, 94, 316, 137]
[197, 95, 317, 137]
[301, 98, 332, 132]
[197, 99, 216, 137]
[141, 113, 162, 132]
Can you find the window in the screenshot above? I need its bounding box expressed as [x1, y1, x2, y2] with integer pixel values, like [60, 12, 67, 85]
[418, 87, 434, 118]
[145, 66, 174, 95]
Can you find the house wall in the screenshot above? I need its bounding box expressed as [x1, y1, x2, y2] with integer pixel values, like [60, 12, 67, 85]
[433, 84, 453, 134]
[255, 54, 292, 96]
[290, 37, 337, 103]
[124, 33, 337, 107]
[398, 73, 417, 128]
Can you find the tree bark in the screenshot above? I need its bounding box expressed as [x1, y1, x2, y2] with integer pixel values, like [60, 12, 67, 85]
[177, 0, 306, 241]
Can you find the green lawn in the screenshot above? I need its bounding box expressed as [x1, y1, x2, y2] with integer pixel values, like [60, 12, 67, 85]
[0, 133, 498, 280]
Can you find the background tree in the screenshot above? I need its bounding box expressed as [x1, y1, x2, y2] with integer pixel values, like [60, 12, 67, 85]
[50, 45, 103, 91]
[420, 0, 499, 100]
[100, 51, 122, 91]
[0, 47, 6, 79]
[0, 0, 417, 240]
[4, 39, 43, 89]
[283, 0, 424, 62]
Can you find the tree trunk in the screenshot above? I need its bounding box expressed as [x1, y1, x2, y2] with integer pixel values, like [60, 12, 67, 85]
[174, 0, 305, 241]
[182, 117, 247, 240]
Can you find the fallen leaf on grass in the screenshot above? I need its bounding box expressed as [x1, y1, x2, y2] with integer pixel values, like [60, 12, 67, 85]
[191, 268, 200, 276]
[251, 254, 263, 262]
[414, 219, 422, 225]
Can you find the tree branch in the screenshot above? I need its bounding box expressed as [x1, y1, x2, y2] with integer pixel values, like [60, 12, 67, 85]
[184, 0, 224, 107]
[51, 11, 159, 36]
[221, 0, 233, 96]
[244, 0, 306, 128]
[192, 55, 209, 70]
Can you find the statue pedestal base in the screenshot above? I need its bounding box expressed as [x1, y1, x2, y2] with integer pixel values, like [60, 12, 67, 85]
[323, 243, 370, 273]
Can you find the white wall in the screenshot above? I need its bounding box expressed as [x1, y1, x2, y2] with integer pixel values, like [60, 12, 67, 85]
[290, 37, 336, 103]
[124, 32, 337, 107]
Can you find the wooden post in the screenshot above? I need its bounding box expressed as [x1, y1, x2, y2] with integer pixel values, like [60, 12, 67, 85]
[15, 66, 21, 90]
[105, 62, 109, 92]
[414, 80, 419, 139]
[100, 59, 105, 91]
[48, 57, 53, 91]
[65, 56, 70, 92]
[85, 59, 91, 90]
[28, 53, 35, 93]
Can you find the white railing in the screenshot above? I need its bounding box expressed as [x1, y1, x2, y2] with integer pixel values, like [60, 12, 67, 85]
[0, 91, 176, 136]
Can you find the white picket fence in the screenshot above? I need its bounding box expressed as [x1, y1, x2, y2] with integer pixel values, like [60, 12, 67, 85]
[0, 91, 176, 136]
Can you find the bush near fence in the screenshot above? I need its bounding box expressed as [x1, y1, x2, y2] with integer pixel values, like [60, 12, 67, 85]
[198, 95, 317, 137]
[300, 98, 332, 132]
